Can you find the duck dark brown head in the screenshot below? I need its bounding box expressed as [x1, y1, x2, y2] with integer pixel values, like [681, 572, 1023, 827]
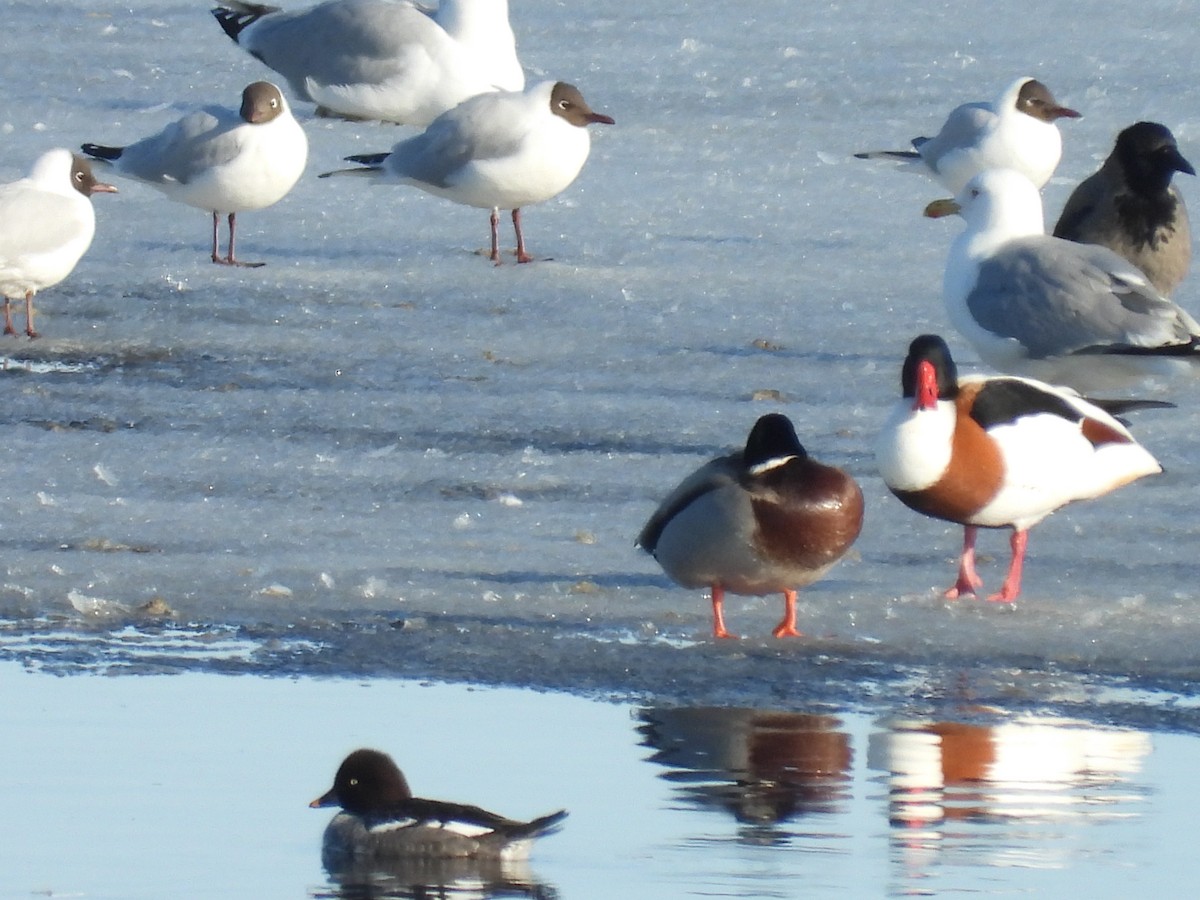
[310, 748, 413, 814]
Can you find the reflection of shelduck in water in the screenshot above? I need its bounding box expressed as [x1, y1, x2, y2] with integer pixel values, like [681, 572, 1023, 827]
[868, 716, 1152, 827]
[875, 335, 1164, 602]
[638, 414, 864, 638]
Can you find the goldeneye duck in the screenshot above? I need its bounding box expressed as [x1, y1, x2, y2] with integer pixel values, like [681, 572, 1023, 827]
[310, 748, 567, 863]
[637, 413, 864, 639]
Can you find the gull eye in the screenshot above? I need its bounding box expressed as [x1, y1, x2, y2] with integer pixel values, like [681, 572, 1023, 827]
[349, 777, 358, 786]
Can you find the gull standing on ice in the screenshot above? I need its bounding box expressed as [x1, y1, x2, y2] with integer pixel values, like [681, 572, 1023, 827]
[856, 76, 1080, 194]
[211, 0, 523, 125]
[321, 80, 613, 263]
[637, 413, 864, 639]
[924, 167, 1200, 389]
[0, 149, 117, 338]
[1053, 121, 1194, 296]
[82, 82, 307, 267]
[876, 334, 1163, 602]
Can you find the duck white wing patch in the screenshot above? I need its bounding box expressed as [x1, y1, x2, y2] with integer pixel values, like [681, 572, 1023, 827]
[366, 817, 493, 839]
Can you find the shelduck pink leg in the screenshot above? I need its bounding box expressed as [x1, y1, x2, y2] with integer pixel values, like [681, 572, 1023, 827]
[710, 584, 736, 639]
[946, 525, 984, 599]
[771, 589, 803, 638]
[988, 529, 1028, 603]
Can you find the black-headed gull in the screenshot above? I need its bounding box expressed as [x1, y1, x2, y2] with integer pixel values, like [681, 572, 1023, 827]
[310, 748, 567, 860]
[636, 413, 863, 639]
[1053, 122, 1194, 297]
[856, 77, 1080, 194]
[876, 335, 1163, 602]
[212, 0, 523, 125]
[82, 82, 307, 267]
[321, 80, 613, 264]
[924, 168, 1200, 389]
[0, 149, 117, 338]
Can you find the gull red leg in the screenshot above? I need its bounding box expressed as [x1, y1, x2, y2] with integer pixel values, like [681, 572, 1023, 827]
[3, 297, 15, 336]
[212, 212, 264, 267]
[489, 207, 502, 264]
[946, 525, 984, 599]
[23, 290, 38, 339]
[512, 208, 533, 263]
[771, 589, 803, 638]
[710, 584, 736, 639]
[210, 211, 221, 264]
[988, 529, 1028, 603]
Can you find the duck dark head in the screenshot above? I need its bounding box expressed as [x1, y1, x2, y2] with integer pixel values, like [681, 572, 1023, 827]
[744, 413, 807, 472]
[310, 748, 413, 814]
[901, 335, 959, 407]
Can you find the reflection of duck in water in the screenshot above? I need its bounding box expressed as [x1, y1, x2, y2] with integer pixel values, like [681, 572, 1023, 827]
[638, 707, 852, 832]
[318, 853, 556, 899]
[311, 748, 565, 897]
[869, 716, 1151, 826]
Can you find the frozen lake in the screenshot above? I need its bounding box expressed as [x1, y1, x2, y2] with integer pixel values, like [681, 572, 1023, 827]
[2, 0, 1200, 895]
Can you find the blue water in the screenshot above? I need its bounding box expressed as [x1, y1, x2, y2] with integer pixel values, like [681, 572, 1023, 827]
[1, 665, 1193, 899]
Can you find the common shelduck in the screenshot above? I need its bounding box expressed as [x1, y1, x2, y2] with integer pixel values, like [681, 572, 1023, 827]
[311, 748, 567, 863]
[875, 334, 1163, 602]
[1053, 121, 1194, 297]
[637, 413, 864, 638]
[925, 167, 1200, 390]
[855, 77, 1080, 194]
[0, 150, 116, 338]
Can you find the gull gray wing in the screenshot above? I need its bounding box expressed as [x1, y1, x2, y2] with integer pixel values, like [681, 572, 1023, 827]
[914, 102, 992, 163]
[966, 235, 1200, 357]
[241, 0, 441, 101]
[115, 107, 245, 185]
[386, 92, 532, 187]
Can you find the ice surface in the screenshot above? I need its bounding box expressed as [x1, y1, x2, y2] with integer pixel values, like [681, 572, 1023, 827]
[1, 1, 1200, 726]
